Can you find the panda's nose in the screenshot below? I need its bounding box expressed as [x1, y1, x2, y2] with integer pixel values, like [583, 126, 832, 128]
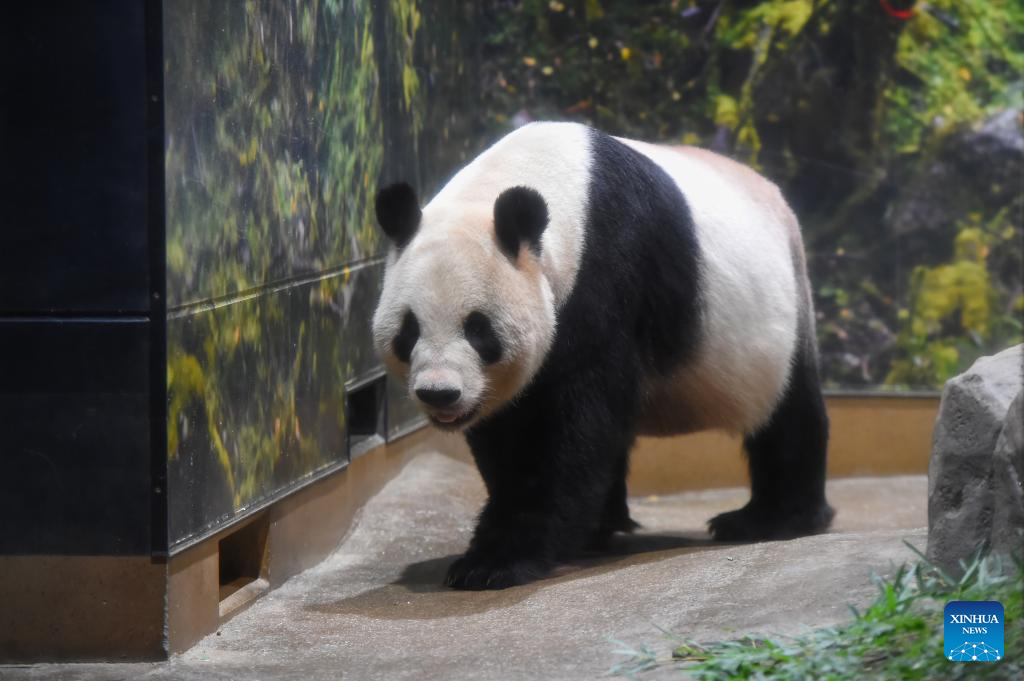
[415, 387, 461, 408]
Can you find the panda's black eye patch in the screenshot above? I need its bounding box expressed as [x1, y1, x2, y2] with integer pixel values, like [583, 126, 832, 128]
[463, 311, 502, 364]
[392, 310, 419, 364]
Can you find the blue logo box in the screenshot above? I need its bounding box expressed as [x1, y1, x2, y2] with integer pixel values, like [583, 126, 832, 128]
[944, 600, 1004, 662]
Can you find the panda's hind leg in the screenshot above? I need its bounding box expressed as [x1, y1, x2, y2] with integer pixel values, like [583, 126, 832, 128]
[708, 340, 834, 541]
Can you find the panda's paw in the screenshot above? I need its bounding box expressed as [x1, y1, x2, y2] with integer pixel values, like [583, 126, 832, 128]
[444, 554, 550, 590]
[708, 502, 835, 542]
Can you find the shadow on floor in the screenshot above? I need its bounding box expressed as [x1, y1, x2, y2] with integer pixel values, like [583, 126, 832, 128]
[307, 530, 734, 621]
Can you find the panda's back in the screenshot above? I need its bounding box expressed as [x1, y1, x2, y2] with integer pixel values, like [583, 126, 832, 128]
[617, 139, 801, 434]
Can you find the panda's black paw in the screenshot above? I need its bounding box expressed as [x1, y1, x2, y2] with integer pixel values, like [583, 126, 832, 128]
[708, 502, 834, 542]
[444, 554, 550, 590]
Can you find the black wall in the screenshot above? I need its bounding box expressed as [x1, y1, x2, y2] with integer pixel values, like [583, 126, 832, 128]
[0, 2, 165, 555]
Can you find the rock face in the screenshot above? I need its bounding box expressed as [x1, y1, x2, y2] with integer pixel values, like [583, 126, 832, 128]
[890, 107, 1024, 240]
[927, 345, 1023, 574]
[991, 392, 1024, 557]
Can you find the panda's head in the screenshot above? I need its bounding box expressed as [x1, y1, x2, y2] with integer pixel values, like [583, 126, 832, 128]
[371, 182, 557, 431]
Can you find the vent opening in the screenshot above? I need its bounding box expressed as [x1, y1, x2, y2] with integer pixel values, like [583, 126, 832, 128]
[346, 373, 387, 458]
[218, 514, 269, 619]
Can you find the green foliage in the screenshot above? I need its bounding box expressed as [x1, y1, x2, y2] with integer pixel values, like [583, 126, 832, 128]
[610, 548, 1024, 680]
[888, 215, 1023, 388]
[717, 0, 813, 49]
[885, 0, 1024, 154]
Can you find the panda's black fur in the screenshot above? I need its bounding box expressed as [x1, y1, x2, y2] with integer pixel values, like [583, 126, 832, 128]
[378, 127, 833, 590]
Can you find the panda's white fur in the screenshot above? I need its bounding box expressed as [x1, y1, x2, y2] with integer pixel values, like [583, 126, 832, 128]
[374, 122, 800, 434]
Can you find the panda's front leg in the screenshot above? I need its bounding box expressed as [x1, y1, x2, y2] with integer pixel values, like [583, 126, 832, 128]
[443, 493, 567, 590]
[446, 385, 630, 590]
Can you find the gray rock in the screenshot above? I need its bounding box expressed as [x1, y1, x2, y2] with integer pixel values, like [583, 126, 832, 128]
[990, 391, 1024, 559]
[889, 106, 1023, 238]
[927, 345, 1023, 574]
[970, 106, 1024, 157]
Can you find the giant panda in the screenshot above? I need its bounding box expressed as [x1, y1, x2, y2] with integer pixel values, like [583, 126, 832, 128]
[372, 122, 833, 590]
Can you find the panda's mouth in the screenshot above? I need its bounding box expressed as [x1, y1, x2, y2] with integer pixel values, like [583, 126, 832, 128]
[427, 404, 480, 431]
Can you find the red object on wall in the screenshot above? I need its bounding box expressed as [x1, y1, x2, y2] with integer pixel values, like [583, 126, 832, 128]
[880, 0, 916, 20]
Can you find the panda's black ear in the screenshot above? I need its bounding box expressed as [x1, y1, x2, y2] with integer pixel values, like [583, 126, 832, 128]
[375, 182, 421, 249]
[493, 186, 549, 259]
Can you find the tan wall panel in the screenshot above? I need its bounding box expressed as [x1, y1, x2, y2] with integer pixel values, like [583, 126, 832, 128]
[0, 556, 165, 662]
[628, 395, 940, 496]
[167, 540, 219, 655]
[826, 395, 940, 477]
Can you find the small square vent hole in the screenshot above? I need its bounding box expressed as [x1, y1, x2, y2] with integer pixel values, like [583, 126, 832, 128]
[346, 374, 387, 457]
[218, 515, 268, 607]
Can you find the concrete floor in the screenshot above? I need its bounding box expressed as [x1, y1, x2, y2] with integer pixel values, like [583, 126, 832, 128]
[5, 452, 928, 681]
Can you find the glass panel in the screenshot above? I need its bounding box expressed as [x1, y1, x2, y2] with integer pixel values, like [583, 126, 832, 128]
[165, 261, 387, 547]
[163, 0, 433, 547]
[164, 1, 393, 307]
